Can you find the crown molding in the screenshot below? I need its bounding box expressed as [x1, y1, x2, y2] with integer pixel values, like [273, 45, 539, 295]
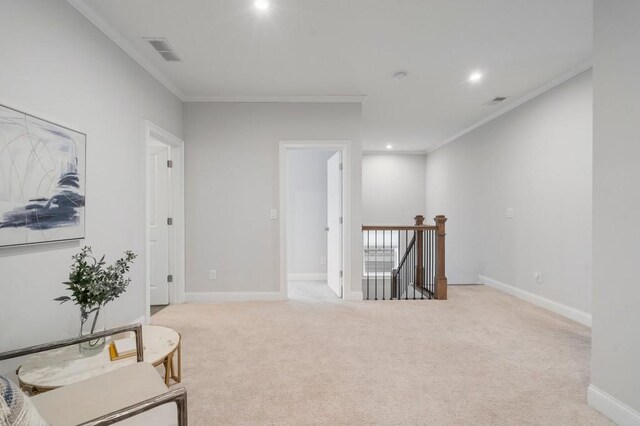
[182, 95, 367, 103]
[67, 0, 186, 100]
[428, 60, 593, 154]
[68, 1, 367, 105]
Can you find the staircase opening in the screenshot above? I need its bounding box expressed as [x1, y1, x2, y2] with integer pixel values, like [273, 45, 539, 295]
[362, 215, 448, 300]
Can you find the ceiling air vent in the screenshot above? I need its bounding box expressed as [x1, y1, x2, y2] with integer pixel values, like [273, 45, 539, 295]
[483, 96, 508, 106]
[144, 37, 181, 62]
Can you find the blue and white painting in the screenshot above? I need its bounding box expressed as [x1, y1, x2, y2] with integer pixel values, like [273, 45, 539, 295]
[0, 105, 85, 247]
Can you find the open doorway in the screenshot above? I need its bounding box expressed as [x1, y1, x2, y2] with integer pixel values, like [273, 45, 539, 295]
[145, 121, 185, 322]
[280, 142, 351, 301]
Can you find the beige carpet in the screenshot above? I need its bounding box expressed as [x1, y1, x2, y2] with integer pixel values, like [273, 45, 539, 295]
[152, 286, 610, 425]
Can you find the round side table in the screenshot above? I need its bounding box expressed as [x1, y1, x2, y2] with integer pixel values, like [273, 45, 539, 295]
[18, 325, 181, 394]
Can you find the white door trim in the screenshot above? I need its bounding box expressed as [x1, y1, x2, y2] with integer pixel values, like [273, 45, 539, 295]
[279, 141, 352, 300]
[145, 121, 185, 323]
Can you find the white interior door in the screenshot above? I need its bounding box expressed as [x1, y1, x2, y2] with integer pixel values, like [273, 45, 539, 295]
[149, 143, 170, 305]
[326, 152, 342, 298]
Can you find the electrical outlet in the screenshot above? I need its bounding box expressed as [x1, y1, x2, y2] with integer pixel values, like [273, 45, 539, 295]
[534, 272, 542, 284]
[320, 256, 326, 265]
[209, 270, 217, 280]
[270, 209, 278, 220]
[506, 208, 514, 219]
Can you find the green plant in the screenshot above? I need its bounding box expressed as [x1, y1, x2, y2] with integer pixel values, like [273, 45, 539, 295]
[55, 246, 137, 329]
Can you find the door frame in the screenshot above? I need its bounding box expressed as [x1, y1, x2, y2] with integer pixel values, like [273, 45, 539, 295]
[279, 141, 352, 300]
[145, 121, 186, 323]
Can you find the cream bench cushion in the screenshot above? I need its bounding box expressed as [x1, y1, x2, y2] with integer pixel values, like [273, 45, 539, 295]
[31, 362, 177, 425]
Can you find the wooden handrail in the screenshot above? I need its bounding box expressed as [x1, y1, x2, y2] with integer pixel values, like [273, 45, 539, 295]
[393, 235, 416, 278]
[362, 225, 437, 231]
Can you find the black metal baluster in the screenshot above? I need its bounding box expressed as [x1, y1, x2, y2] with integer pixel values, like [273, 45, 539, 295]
[367, 230, 370, 300]
[375, 230, 378, 300]
[410, 242, 413, 299]
[420, 230, 424, 300]
[408, 232, 411, 300]
[391, 231, 400, 300]
[408, 238, 412, 299]
[425, 230, 429, 299]
[408, 235, 411, 300]
[425, 230, 428, 300]
[428, 229, 431, 298]
[396, 235, 399, 300]
[404, 230, 408, 300]
[382, 230, 386, 300]
[416, 242, 418, 299]
[396, 230, 399, 300]
[413, 233, 417, 300]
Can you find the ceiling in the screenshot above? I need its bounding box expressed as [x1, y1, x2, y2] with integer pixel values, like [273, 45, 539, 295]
[72, 0, 592, 152]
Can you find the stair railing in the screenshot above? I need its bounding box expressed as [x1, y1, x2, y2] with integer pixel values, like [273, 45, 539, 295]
[362, 215, 447, 300]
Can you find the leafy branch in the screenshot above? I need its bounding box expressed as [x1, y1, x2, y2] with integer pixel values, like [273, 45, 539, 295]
[55, 246, 137, 320]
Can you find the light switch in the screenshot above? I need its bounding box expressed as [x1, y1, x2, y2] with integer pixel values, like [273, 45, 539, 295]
[506, 208, 514, 219]
[209, 270, 217, 280]
[270, 209, 278, 220]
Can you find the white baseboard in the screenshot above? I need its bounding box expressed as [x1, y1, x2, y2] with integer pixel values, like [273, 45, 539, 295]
[347, 291, 363, 301]
[288, 273, 327, 281]
[479, 275, 592, 327]
[588, 384, 640, 426]
[185, 292, 285, 303]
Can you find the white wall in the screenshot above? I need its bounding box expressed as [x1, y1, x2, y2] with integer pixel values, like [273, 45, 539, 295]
[183, 102, 362, 297]
[590, 1, 640, 422]
[425, 70, 593, 315]
[362, 154, 427, 225]
[0, 1, 182, 359]
[286, 150, 335, 277]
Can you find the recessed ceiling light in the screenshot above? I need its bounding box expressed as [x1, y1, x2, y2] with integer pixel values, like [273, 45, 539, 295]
[468, 72, 483, 83]
[386, 144, 393, 150]
[254, 0, 269, 11]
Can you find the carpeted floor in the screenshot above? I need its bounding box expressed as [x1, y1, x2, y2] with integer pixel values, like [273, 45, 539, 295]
[152, 285, 610, 425]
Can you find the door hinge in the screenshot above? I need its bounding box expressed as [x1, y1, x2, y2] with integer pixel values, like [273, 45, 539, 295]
[167, 217, 173, 225]
[339, 270, 343, 278]
[167, 160, 173, 168]
[167, 274, 173, 283]
[339, 163, 343, 171]
[339, 217, 343, 224]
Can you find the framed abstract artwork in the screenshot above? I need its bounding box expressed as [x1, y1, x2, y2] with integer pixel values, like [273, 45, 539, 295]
[0, 104, 86, 247]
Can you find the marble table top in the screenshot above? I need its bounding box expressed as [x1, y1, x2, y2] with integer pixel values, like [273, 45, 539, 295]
[18, 325, 179, 389]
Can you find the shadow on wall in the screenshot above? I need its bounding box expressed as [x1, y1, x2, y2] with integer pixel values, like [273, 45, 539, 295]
[0, 239, 80, 259]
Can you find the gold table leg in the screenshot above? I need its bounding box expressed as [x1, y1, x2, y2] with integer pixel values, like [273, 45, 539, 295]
[161, 334, 181, 386]
[171, 337, 181, 383]
[163, 354, 172, 385]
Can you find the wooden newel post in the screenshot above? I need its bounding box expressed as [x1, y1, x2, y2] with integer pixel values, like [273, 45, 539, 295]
[414, 215, 425, 291]
[435, 215, 447, 300]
